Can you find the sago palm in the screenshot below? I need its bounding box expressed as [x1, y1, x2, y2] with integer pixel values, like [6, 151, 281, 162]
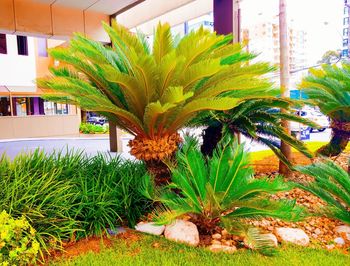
[299, 63, 350, 156]
[295, 160, 350, 225]
[37, 21, 274, 184]
[141, 137, 303, 253]
[194, 98, 316, 167]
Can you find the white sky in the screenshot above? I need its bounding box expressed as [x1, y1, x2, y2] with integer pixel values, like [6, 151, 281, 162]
[240, 0, 344, 64]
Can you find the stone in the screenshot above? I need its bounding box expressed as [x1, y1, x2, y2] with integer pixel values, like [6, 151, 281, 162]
[164, 220, 199, 246]
[334, 237, 345, 246]
[208, 244, 237, 253]
[212, 233, 222, 240]
[326, 244, 335, 250]
[334, 225, 350, 240]
[135, 222, 165, 236]
[211, 240, 221, 245]
[275, 228, 310, 246]
[107, 227, 126, 235]
[314, 228, 321, 235]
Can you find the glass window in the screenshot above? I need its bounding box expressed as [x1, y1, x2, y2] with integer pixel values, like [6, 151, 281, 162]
[344, 17, 349, 26]
[344, 28, 349, 36]
[343, 39, 348, 47]
[43, 100, 69, 115]
[342, 49, 349, 57]
[14, 97, 27, 116]
[55, 103, 69, 115]
[17, 35, 28, 56]
[0, 34, 7, 54]
[0, 97, 11, 116]
[44, 101, 55, 115]
[37, 38, 48, 57]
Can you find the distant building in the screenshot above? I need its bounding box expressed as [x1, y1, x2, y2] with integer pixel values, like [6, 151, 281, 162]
[343, 1, 349, 57]
[0, 34, 80, 139]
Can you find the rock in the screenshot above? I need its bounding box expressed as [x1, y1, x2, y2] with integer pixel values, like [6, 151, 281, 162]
[107, 227, 126, 235]
[326, 244, 335, 250]
[221, 229, 228, 237]
[211, 240, 221, 245]
[135, 222, 165, 236]
[334, 237, 345, 246]
[275, 228, 310, 246]
[314, 228, 321, 235]
[164, 220, 199, 246]
[334, 225, 350, 240]
[212, 233, 222, 240]
[208, 244, 237, 253]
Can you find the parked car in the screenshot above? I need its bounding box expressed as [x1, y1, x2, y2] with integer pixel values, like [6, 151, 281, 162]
[295, 109, 329, 132]
[87, 116, 108, 125]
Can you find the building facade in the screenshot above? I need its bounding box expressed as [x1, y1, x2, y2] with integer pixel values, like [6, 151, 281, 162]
[0, 33, 80, 139]
[343, 1, 350, 57]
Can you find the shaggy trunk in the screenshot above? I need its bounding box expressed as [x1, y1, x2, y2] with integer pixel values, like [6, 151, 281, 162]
[317, 121, 350, 157]
[201, 124, 223, 157]
[128, 133, 182, 186]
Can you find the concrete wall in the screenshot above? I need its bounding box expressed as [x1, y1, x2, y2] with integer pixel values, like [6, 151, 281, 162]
[0, 114, 81, 139]
[0, 35, 36, 87]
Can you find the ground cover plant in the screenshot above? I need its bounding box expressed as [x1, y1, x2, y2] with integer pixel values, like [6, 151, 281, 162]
[141, 137, 304, 253]
[300, 63, 350, 156]
[79, 123, 108, 134]
[37, 21, 276, 184]
[295, 160, 350, 224]
[0, 150, 151, 262]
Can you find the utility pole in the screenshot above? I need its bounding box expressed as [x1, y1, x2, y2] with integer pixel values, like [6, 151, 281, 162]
[278, 0, 292, 175]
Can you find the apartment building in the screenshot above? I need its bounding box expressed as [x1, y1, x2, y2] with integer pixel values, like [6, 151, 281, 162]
[343, 2, 349, 57]
[0, 34, 80, 139]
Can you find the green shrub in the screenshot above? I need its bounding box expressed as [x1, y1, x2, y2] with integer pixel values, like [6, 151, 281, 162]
[0, 150, 151, 251]
[294, 160, 350, 225]
[79, 123, 108, 134]
[141, 137, 304, 254]
[0, 210, 41, 265]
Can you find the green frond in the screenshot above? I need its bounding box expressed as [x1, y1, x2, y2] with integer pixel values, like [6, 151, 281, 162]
[153, 23, 173, 63]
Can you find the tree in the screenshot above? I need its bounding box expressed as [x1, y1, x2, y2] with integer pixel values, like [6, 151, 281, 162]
[318, 50, 342, 64]
[299, 63, 350, 156]
[37, 21, 274, 184]
[195, 97, 316, 167]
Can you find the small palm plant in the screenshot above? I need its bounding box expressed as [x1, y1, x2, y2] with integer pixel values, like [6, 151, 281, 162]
[141, 137, 303, 252]
[37, 21, 275, 184]
[295, 160, 350, 225]
[194, 98, 316, 166]
[299, 63, 350, 156]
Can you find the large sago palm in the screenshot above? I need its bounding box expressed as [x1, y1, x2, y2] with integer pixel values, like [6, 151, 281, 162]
[299, 63, 350, 156]
[37, 21, 274, 184]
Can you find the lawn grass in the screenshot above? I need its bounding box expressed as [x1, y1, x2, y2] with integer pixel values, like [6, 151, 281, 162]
[52, 234, 349, 266]
[250, 141, 350, 162]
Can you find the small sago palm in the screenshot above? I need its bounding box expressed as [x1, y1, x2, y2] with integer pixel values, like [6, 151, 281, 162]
[141, 137, 303, 253]
[294, 160, 350, 225]
[37, 21, 274, 184]
[194, 98, 316, 167]
[299, 63, 350, 156]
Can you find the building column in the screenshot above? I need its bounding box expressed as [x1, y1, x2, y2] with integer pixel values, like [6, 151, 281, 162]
[213, 0, 240, 42]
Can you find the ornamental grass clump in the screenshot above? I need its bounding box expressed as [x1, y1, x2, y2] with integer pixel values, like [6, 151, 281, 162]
[0, 210, 41, 265]
[37, 20, 275, 184]
[141, 137, 304, 254]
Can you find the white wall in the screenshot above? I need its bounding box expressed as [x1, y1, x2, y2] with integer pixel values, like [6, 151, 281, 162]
[0, 34, 36, 88]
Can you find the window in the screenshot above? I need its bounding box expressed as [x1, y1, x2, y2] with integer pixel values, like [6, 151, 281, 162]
[345, 6, 349, 14]
[344, 17, 349, 26]
[0, 97, 10, 116]
[343, 39, 348, 47]
[0, 34, 7, 54]
[17, 35, 28, 56]
[343, 28, 349, 36]
[14, 97, 27, 116]
[44, 101, 69, 115]
[342, 49, 349, 57]
[37, 38, 48, 57]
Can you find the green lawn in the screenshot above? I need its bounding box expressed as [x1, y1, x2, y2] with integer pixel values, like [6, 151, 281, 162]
[52, 234, 349, 266]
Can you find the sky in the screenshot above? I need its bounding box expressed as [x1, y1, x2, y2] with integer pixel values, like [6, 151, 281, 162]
[240, 0, 344, 64]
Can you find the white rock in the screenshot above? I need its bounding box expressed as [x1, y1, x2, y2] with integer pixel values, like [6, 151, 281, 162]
[326, 244, 335, 250]
[275, 228, 310, 246]
[208, 244, 237, 253]
[334, 237, 345, 246]
[135, 222, 165, 236]
[334, 225, 350, 240]
[212, 233, 222, 240]
[164, 220, 199, 246]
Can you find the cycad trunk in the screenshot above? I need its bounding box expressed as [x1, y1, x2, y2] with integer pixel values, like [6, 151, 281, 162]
[128, 133, 182, 186]
[317, 121, 350, 157]
[201, 124, 223, 157]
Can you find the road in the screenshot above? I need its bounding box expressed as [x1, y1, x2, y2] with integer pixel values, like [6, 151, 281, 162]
[0, 129, 332, 160]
